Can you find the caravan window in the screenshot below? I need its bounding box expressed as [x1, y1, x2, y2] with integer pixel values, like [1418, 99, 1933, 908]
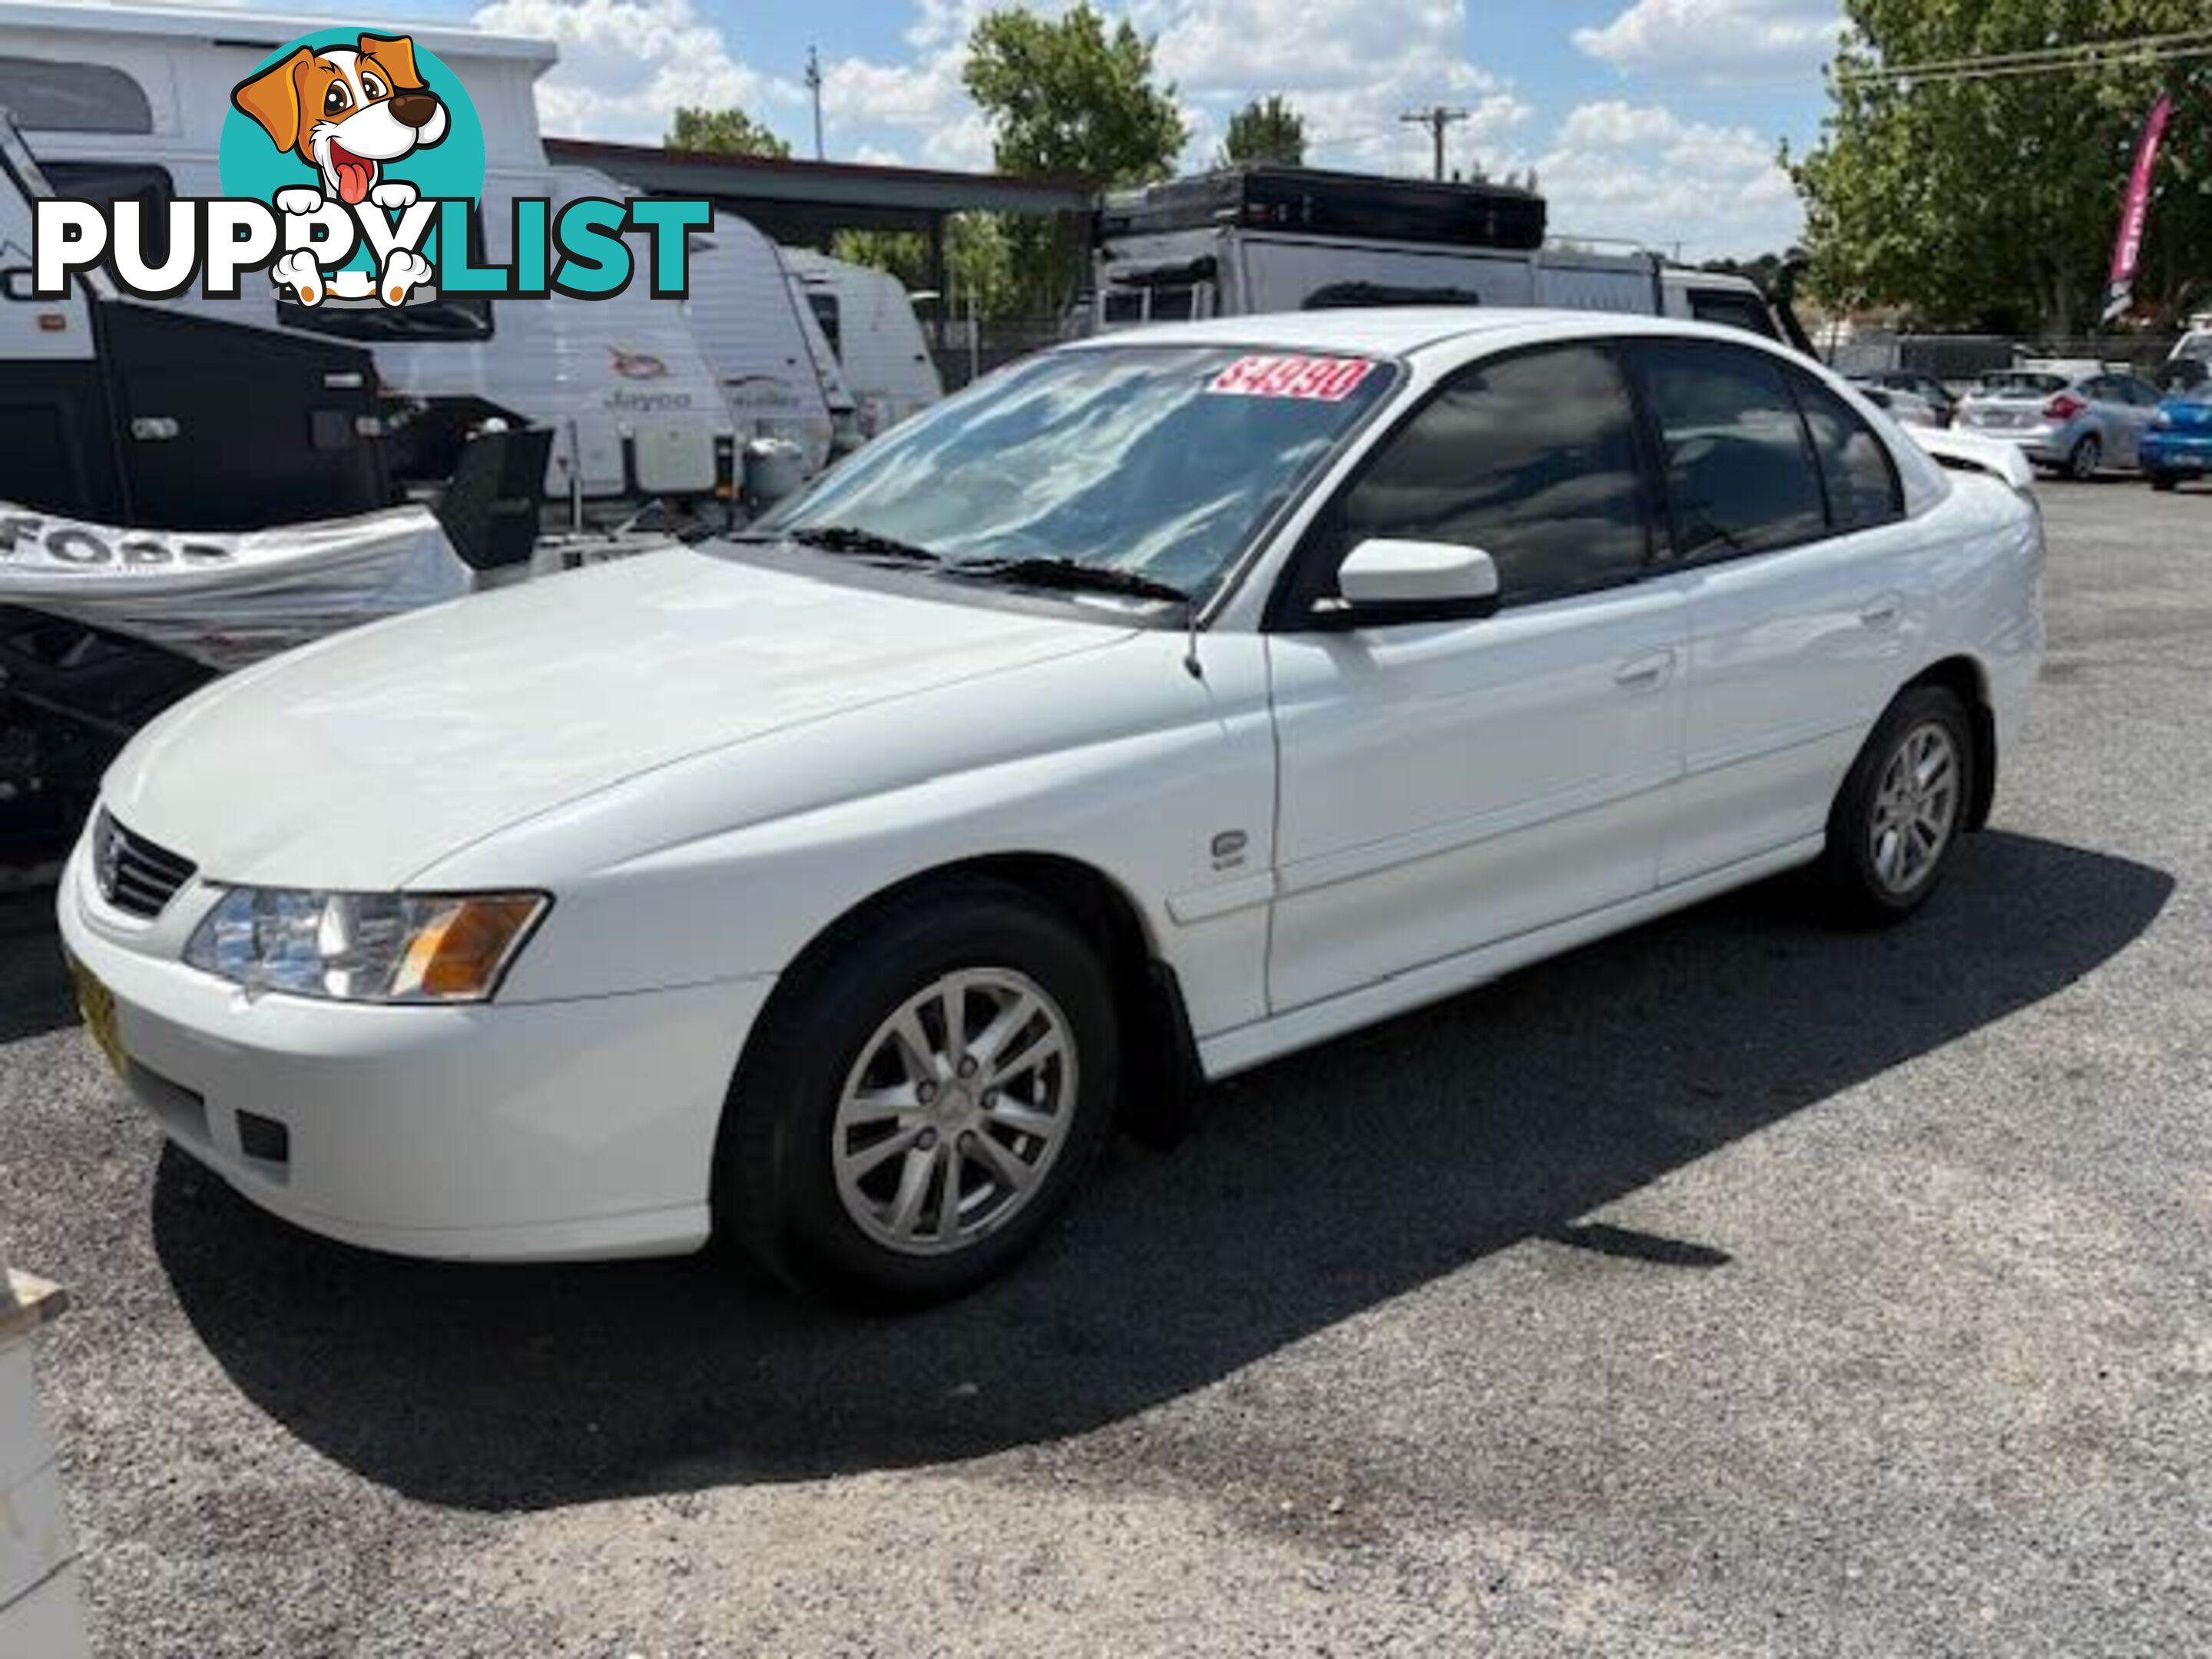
[275, 214, 495, 342]
[41, 164, 177, 267]
[1146, 285, 1200, 322]
[1687, 287, 1779, 340]
[0, 59, 154, 133]
[805, 291, 843, 357]
[1098, 285, 1207, 327]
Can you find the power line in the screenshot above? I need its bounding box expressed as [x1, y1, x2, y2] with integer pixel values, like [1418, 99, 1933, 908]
[1399, 106, 1470, 180]
[1837, 29, 2212, 88]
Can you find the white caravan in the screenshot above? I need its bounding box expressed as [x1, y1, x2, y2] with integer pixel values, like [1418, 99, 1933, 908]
[680, 215, 848, 473]
[781, 246, 945, 436]
[0, 1, 737, 502]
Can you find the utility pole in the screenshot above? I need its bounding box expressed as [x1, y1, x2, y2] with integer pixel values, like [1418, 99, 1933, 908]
[805, 45, 824, 161]
[1399, 105, 1470, 181]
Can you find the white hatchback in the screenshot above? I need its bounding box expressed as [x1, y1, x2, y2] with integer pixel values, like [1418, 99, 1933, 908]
[61, 310, 2045, 1303]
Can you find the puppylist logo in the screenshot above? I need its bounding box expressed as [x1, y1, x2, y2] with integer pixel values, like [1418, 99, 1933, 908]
[31, 28, 710, 309]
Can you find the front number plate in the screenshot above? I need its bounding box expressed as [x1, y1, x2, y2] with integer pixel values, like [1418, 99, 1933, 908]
[66, 955, 127, 1080]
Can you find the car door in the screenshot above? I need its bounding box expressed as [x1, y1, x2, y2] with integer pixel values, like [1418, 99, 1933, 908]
[2119, 376, 2165, 462]
[1628, 339, 1919, 884]
[2081, 376, 2128, 465]
[1263, 341, 1691, 1015]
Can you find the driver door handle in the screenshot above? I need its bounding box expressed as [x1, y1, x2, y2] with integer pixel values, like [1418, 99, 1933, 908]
[1614, 648, 1676, 690]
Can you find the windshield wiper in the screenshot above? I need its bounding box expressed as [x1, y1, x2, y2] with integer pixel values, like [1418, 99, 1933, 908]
[942, 556, 1191, 605]
[777, 525, 942, 563]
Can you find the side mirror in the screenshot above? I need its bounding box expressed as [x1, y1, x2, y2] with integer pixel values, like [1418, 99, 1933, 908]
[1312, 538, 1501, 629]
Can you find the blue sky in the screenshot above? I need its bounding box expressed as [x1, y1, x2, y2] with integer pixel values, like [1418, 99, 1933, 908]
[405, 0, 1846, 257]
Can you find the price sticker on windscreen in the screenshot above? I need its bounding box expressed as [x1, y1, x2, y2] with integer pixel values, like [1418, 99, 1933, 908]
[1207, 354, 1379, 402]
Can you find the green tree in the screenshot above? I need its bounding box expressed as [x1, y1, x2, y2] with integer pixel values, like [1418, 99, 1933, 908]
[964, 5, 1187, 186]
[667, 106, 792, 159]
[964, 5, 1185, 316]
[833, 216, 1028, 322]
[1220, 94, 1306, 167]
[1791, 4, 2212, 333]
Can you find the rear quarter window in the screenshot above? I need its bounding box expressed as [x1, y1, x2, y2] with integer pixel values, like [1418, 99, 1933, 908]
[1792, 374, 1904, 532]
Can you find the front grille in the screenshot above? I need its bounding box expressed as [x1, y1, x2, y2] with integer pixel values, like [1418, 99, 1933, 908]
[93, 810, 197, 919]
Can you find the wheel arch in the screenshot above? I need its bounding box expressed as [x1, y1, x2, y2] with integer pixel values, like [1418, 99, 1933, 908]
[1903, 654, 1997, 830]
[732, 851, 1204, 1145]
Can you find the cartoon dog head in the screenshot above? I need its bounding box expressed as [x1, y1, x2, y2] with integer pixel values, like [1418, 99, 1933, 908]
[231, 35, 449, 207]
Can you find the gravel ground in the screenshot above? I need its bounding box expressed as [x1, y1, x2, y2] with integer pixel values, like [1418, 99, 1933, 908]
[2, 478, 2207, 1657]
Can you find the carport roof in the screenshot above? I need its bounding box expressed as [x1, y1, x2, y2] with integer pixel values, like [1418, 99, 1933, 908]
[541, 139, 1095, 237]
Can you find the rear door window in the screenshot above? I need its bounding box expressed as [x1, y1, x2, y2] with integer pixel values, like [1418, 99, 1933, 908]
[1634, 340, 1826, 562]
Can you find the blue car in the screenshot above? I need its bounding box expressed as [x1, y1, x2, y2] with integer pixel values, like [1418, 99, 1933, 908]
[2141, 386, 2212, 491]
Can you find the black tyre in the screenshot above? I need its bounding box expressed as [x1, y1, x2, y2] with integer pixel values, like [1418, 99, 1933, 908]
[715, 881, 1119, 1306]
[2149, 470, 2179, 492]
[2066, 434, 2101, 481]
[1817, 686, 1975, 926]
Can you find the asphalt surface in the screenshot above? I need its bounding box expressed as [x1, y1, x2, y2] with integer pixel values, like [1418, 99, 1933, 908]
[2, 478, 2207, 1657]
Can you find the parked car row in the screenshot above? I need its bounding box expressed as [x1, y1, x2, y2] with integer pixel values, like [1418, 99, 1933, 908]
[1850, 338, 2212, 494]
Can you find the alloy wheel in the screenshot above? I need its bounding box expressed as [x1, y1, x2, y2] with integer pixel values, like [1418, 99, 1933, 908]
[830, 968, 1079, 1257]
[1867, 720, 1961, 896]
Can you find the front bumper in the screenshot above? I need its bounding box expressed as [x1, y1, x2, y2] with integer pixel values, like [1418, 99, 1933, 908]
[56, 838, 773, 1262]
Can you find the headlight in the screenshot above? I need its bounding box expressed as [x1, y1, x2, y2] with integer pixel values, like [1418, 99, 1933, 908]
[2151, 410, 2174, 429]
[184, 889, 548, 1003]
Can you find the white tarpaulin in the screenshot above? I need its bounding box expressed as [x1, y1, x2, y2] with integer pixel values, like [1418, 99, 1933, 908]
[0, 503, 471, 671]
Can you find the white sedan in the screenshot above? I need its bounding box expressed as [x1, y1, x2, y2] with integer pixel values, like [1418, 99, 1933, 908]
[60, 311, 2045, 1304]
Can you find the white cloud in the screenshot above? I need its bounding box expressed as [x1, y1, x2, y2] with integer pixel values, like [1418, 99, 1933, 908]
[465, 0, 1803, 259]
[1140, 0, 1530, 175]
[472, 0, 796, 144]
[1573, 0, 1843, 82]
[1533, 100, 1800, 257]
[816, 0, 1528, 180]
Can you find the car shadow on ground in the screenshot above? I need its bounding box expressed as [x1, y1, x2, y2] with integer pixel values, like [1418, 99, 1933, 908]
[149, 830, 2171, 1511]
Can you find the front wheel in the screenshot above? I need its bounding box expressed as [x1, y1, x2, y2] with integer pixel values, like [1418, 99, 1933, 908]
[715, 882, 1119, 1306]
[2066, 434, 2102, 481]
[1817, 687, 1974, 926]
[2148, 469, 2179, 492]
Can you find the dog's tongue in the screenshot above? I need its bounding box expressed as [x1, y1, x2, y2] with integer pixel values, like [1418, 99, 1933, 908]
[333, 149, 373, 205]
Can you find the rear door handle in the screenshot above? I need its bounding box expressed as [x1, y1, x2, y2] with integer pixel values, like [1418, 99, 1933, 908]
[1614, 648, 1676, 690]
[1859, 594, 1902, 629]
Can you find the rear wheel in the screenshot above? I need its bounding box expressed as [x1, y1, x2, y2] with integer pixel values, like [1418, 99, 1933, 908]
[716, 882, 1118, 1306]
[1817, 686, 1974, 926]
[2066, 433, 2101, 481]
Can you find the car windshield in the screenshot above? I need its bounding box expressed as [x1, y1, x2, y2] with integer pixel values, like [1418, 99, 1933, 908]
[2174, 333, 2212, 363]
[753, 345, 1396, 602]
[1980, 373, 2067, 396]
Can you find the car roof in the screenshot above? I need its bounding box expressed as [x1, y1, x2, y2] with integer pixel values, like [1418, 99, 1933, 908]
[1058, 307, 1770, 363]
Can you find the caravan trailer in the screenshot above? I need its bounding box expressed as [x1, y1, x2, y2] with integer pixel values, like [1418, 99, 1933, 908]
[680, 214, 851, 474]
[781, 247, 945, 436]
[0, 1, 739, 505]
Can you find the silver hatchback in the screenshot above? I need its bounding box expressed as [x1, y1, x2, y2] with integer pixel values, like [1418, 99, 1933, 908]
[1956, 368, 2164, 479]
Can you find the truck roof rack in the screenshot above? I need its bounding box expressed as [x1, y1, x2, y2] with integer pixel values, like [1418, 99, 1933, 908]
[1100, 165, 1547, 253]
